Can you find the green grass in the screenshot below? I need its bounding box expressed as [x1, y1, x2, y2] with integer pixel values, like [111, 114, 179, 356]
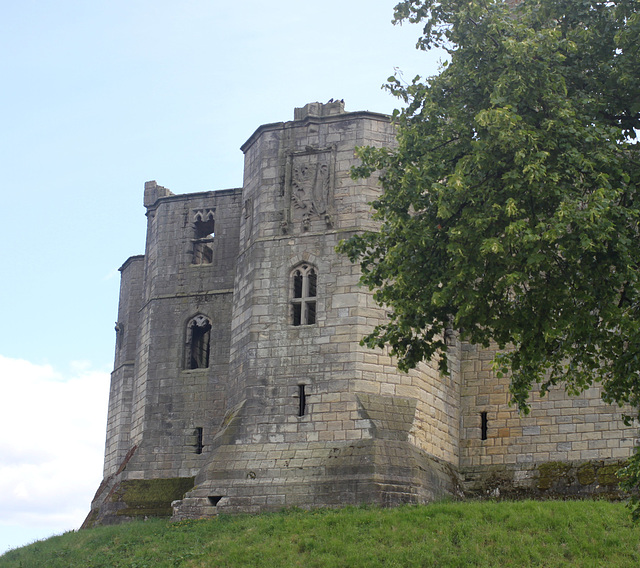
[2, 501, 639, 567]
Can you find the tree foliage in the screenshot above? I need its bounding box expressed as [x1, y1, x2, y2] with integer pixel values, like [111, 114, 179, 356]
[337, 0, 640, 512]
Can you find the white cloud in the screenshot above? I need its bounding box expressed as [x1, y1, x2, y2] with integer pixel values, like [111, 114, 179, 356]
[0, 355, 110, 553]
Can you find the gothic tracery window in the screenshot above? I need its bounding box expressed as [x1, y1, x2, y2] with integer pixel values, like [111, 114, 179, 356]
[291, 264, 317, 326]
[185, 315, 212, 369]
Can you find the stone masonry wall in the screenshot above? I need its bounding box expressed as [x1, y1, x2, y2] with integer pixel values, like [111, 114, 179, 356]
[460, 342, 638, 495]
[90, 102, 638, 527]
[173, 103, 462, 516]
[103, 255, 144, 476]
[109, 185, 242, 484]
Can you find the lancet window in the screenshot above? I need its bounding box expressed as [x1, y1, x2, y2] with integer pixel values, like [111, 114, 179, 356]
[185, 315, 212, 369]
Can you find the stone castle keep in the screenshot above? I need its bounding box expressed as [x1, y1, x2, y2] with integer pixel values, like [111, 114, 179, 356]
[85, 101, 638, 526]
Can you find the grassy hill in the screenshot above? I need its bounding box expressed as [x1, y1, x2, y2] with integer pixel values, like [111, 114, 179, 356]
[1, 501, 639, 567]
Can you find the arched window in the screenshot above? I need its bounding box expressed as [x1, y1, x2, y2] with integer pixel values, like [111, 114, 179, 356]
[291, 264, 317, 326]
[185, 315, 212, 369]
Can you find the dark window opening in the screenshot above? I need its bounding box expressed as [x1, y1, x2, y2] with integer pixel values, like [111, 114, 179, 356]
[293, 270, 303, 298]
[306, 301, 316, 325]
[192, 218, 215, 265]
[481, 412, 488, 441]
[291, 265, 317, 326]
[195, 427, 204, 454]
[208, 496, 223, 506]
[298, 384, 307, 417]
[186, 316, 212, 369]
[190, 324, 211, 369]
[308, 270, 317, 297]
[292, 303, 302, 326]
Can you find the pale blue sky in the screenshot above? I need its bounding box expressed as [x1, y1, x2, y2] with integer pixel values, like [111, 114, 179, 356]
[0, 0, 441, 554]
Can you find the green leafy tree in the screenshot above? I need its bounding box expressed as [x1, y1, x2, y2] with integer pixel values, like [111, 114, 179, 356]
[338, 0, 640, 513]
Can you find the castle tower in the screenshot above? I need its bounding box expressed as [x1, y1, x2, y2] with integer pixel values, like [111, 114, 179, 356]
[174, 101, 460, 517]
[85, 181, 243, 526]
[85, 102, 636, 527]
[85, 102, 461, 526]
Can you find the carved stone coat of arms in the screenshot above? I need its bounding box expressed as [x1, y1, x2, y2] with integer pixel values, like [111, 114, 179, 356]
[284, 147, 335, 233]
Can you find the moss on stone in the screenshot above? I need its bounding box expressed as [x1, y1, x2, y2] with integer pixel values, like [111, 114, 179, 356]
[81, 509, 99, 530]
[597, 463, 624, 487]
[463, 459, 629, 500]
[113, 477, 195, 518]
[577, 463, 596, 486]
[537, 462, 572, 491]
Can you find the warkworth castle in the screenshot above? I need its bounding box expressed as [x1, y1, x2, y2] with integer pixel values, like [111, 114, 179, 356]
[85, 101, 638, 526]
